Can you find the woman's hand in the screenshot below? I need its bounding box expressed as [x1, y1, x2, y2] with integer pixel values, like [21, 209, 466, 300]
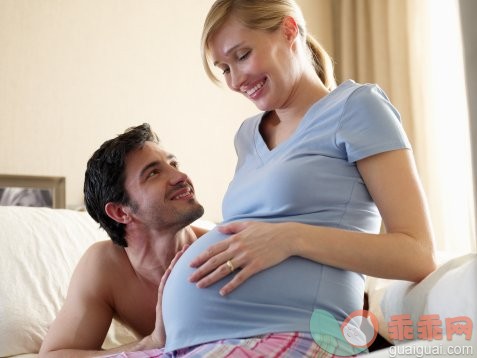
[188, 221, 294, 296]
[150, 244, 189, 347]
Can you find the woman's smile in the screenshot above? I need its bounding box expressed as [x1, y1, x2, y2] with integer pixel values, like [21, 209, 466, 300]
[241, 78, 267, 99]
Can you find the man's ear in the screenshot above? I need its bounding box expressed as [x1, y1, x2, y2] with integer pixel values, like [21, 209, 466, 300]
[105, 202, 132, 224]
[281, 16, 299, 45]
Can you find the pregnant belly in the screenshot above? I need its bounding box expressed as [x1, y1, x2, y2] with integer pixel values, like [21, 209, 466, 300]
[162, 228, 364, 352]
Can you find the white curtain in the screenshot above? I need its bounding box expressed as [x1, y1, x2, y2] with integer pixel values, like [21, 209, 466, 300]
[307, 0, 476, 254]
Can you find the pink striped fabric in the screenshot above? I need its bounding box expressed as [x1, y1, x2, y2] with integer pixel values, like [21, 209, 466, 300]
[102, 332, 342, 358]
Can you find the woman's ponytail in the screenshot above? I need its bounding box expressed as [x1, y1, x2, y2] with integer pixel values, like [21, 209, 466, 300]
[306, 34, 336, 91]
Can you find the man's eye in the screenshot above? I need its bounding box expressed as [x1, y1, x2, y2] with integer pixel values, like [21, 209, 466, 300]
[148, 170, 159, 178]
[222, 67, 230, 75]
[170, 161, 179, 169]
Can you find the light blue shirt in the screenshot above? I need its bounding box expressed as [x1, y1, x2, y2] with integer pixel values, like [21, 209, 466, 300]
[162, 80, 411, 352]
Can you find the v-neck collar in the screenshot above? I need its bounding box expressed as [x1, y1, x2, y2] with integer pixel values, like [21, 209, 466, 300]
[253, 88, 337, 161]
[252, 80, 352, 162]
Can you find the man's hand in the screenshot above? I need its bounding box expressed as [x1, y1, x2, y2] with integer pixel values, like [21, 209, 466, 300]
[149, 244, 189, 347]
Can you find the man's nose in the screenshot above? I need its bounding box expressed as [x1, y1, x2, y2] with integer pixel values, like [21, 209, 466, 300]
[169, 168, 189, 186]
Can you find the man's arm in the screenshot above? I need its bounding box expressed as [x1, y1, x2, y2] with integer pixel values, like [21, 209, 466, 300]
[39, 242, 161, 357]
[39, 242, 116, 357]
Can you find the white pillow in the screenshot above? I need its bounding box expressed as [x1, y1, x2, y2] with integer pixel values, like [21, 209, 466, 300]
[367, 253, 477, 343]
[0, 207, 136, 357]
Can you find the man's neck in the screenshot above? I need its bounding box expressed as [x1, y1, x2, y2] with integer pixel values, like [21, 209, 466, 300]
[124, 225, 197, 286]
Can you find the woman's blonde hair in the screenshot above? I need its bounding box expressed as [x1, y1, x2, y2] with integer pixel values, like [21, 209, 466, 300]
[201, 0, 336, 90]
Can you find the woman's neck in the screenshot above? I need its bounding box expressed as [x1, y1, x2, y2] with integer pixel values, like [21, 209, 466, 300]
[275, 72, 329, 124]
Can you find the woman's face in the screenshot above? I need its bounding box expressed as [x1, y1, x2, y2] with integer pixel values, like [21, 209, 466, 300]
[209, 17, 300, 112]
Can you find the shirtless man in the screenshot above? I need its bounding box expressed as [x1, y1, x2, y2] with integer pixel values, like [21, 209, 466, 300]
[39, 124, 205, 357]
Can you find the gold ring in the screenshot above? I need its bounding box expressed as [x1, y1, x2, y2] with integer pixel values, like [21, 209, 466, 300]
[226, 260, 235, 273]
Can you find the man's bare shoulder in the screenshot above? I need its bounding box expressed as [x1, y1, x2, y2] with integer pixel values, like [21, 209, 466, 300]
[83, 240, 127, 265]
[66, 240, 157, 336]
[70, 241, 129, 299]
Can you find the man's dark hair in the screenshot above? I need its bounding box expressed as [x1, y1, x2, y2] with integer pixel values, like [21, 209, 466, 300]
[84, 123, 159, 247]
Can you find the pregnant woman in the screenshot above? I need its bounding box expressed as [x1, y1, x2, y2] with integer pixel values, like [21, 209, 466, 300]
[117, 0, 436, 356]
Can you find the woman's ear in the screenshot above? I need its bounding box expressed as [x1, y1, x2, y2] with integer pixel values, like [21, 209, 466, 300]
[105, 202, 132, 224]
[281, 16, 299, 45]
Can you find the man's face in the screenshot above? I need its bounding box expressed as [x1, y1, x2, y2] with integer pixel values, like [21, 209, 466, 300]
[122, 141, 204, 232]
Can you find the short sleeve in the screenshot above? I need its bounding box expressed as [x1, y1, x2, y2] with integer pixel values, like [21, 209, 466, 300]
[335, 84, 411, 163]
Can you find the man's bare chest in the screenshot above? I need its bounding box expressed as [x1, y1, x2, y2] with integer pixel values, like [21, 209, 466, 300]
[113, 277, 158, 337]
